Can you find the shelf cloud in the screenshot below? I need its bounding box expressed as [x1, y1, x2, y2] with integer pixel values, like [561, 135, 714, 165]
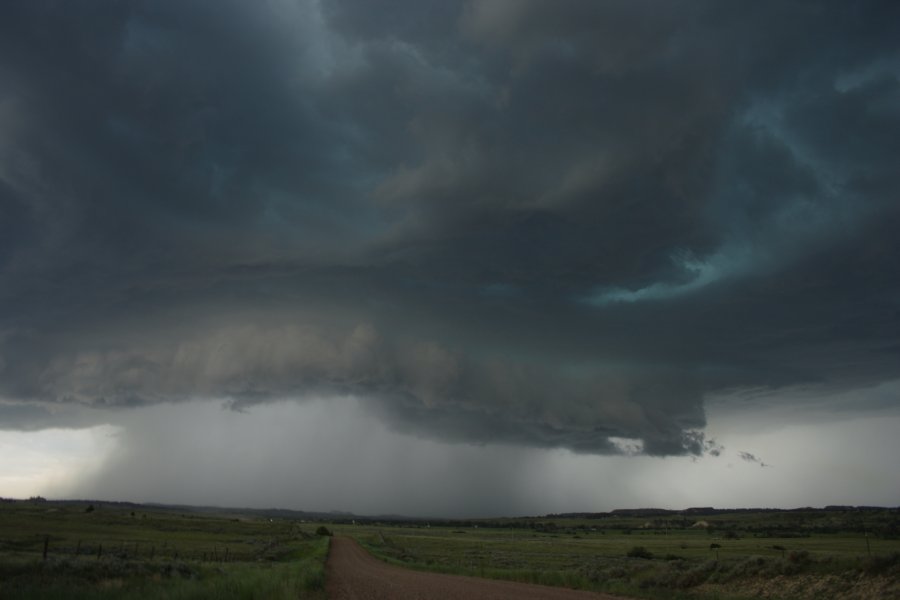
[1, 0, 899, 462]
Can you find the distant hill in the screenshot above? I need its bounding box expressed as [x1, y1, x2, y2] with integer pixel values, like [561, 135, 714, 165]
[5, 496, 896, 524]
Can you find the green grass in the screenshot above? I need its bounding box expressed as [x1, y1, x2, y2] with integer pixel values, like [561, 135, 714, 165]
[0, 501, 329, 599]
[4, 501, 898, 599]
[330, 511, 900, 600]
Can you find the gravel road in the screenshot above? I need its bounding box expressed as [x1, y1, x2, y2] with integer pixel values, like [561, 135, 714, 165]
[326, 536, 628, 600]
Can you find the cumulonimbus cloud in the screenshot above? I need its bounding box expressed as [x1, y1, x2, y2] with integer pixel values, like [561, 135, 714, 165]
[1, 0, 899, 457]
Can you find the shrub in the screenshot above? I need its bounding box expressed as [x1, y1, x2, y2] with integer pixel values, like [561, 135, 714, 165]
[677, 559, 718, 588]
[626, 546, 654, 559]
[664, 554, 683, 561]
[315, 526, 333, 537]
[727, 556, 768, 579]
[860, 552, 900, 575]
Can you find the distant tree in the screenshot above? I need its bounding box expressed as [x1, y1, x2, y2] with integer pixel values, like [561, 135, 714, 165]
[316, 526, 333, 537]
[85, 504, 95, 513]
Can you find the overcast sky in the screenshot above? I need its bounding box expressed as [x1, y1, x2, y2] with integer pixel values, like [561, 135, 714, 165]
[1, 0, 899, 517]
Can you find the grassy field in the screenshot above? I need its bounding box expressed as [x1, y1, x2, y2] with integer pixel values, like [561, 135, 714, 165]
[0, 500, 329, 599]
[2, 500, 898, 599]
[335, 509, 900, 599]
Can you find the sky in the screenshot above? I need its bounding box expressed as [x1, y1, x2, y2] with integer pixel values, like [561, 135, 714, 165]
[1, 0, 899, 518]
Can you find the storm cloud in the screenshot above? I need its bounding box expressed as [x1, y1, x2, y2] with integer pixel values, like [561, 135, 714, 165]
[2, 0, 899, 460]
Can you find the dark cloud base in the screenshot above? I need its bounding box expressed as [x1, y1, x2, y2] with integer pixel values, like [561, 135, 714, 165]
[1, 0, 899, 457]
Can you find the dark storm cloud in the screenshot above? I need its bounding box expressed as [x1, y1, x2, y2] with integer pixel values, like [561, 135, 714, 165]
[0, 400, 100, 431]
[1, 0, 899, 456]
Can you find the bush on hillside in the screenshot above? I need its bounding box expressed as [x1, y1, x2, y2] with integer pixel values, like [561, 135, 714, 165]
[627, 546, 654, 559]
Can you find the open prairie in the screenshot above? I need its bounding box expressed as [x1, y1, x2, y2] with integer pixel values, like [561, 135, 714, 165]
[2, 500, 899, 599]
[334, 508, 900, 599]
[0, 499, 329, 599]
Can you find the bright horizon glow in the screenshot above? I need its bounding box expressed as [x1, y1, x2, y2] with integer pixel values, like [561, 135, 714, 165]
[0, 425, 119, 499]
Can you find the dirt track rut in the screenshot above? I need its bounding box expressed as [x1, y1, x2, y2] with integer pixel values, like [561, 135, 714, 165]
[326, 536, 628, 600]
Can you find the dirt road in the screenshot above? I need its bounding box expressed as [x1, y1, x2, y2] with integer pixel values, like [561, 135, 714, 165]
[326, 536, 627, 600]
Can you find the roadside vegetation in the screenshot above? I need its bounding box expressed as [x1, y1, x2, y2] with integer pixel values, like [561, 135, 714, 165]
[336, 508, 900, 599]
[0, 499, 329, 599]
[4, 499, 898, 599]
